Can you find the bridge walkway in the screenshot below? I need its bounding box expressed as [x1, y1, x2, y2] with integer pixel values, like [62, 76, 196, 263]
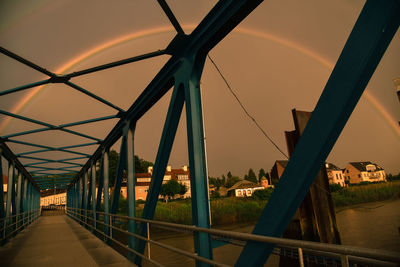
[0, 215, 135, 267]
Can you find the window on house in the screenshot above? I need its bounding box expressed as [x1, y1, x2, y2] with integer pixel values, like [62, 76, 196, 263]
[358, 174, 361, 178]
[346, 170, 349, 173]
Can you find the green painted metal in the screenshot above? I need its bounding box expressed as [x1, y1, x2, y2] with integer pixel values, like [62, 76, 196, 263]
[91, 161, 96, 229]
[0, 154, 5, 221]
[5, 162, 14, 226]
[126, 123, 136, 255]
[236, 0, 400, 265]
[0, 79, 50, 97]
[134, 83, 185, 265]
[22, 177, 28, 229]
[102, 149, 111, 239]
[110, 134, 127, 215]
[15, 173, 23, 227]
[181, 56, 212, 263]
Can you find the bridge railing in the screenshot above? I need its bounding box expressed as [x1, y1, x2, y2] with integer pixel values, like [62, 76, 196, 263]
[0, 209, 40, 244]
[66, 207, 399, 267]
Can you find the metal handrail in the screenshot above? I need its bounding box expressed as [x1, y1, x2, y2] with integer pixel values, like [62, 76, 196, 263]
[1, 209, 40, 244]
[66, 207, 400, 266]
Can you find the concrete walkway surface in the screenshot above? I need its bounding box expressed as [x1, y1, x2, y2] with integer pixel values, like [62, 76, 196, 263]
[0, 215, 135, 267]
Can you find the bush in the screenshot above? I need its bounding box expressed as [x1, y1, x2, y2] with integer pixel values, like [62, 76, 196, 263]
[252, 188, 274, 200]
[329, 183, 343, 193]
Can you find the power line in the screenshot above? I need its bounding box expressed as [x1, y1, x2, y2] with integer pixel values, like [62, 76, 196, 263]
[207, 54, 289, 159]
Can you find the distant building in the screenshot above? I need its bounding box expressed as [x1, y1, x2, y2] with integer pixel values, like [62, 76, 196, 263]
[40, 192, 66, 206]
[227, 180, 264, 197]
[120, 165, 191, 200]
[344, 162, 386, 184]
[325, 163, 345, 187]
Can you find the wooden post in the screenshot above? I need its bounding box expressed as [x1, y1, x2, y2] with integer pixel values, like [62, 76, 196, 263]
[291, 109, 341, 244]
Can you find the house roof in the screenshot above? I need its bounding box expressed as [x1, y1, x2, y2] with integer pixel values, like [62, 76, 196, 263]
[325, 163, 341, 171]
[348, 162, 384, 171]
[228, 180, 260, 191]
[2, 174, 7, 185]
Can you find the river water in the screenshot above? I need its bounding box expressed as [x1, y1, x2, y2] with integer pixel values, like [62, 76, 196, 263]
[143, 199, 400, 266]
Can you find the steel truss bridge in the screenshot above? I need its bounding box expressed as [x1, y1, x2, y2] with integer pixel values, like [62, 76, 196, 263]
[0, 0, 399, 266]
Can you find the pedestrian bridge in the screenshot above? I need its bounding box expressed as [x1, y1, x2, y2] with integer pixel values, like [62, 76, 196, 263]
[0, 214, 134, 267]
[1, 0, 399, 266]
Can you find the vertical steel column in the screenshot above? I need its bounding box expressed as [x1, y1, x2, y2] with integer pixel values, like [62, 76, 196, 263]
[96, 153, 105, 223]
[10, 169, 16, 232]
[134, 84, 185, 265]
[91, 161, 96, 230]
[79, 176, 83, 224]
[103, 149, 110, 239]
[22, 177, 27, 228]
[182, 57, 213, 264]
[27, 182, 31, 223]
[5, 161, 15, 235]
[126, 122, 136, 254]
[236, 1, 400, 265]
[0, 153, 5, 243]
[111, 133, 127, 215]
[83, 171, 88, 227]
[15, 172, 22, 229]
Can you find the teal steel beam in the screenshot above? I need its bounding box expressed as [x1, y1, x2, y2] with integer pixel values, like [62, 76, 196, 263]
[11, 169, 17, 232]
[111, 132, 127, 214]
[3, 114, 115, 139]
[134, 83, 185, 265]
[65, 81, 125, 113]
[15, 172, 23, 225]
[181, 57, 213, 263]
[0, 79, 50, 97]
[126, 122, 136, 256]
[0, 46, 54, 76]
[25, 161, 83, 167]
[5, 162, 15, 224]
[0, 143, 39, 190]
[236, 0, 400, 265]
[65, 50, 167, 78]
[6, 140, 91, 156]
[157, 0, 184, 34]
[91, 160, 96, 229]
[0, 110, 55, 129]
[0, 46, 124, 113]
[82, 173, 88, 226]
[17, 148, 91, 157]
[0, 153, 5, 241]
[2, 127, 50, 139]
[59, 115, 118, 128]
[20, 155, 87, 164]
[102, 149, 110, 240]
[22, 177, 27, 229]
[0, 110, 102, 142]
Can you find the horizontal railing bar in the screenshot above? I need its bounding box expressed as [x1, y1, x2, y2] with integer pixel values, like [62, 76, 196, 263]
[68, 207, 400, 264]
[66, 210, 164, 267]
[67, 210, 229, 267]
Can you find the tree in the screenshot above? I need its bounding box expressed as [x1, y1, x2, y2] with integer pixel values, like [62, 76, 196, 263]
[98, 150, 154, 186]
[227, 171, 232, 179]
[179, 183, 188, 197]
[160, 180, 180, 202]
[258, 168, 266, 182]
[245, 168, 258, 183]
[226, 176, 240, 188]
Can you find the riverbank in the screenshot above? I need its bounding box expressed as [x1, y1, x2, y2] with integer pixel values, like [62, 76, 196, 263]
[137, 181, 400, 226]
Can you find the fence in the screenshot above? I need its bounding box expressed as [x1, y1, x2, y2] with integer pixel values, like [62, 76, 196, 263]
[66, 207, 400, 267]
[0, 209, 40, 244]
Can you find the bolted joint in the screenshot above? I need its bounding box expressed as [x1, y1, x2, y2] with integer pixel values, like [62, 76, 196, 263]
[49, 75, 71, 83]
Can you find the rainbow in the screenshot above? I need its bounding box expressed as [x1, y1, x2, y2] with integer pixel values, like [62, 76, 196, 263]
[1, 25, 399, 139]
